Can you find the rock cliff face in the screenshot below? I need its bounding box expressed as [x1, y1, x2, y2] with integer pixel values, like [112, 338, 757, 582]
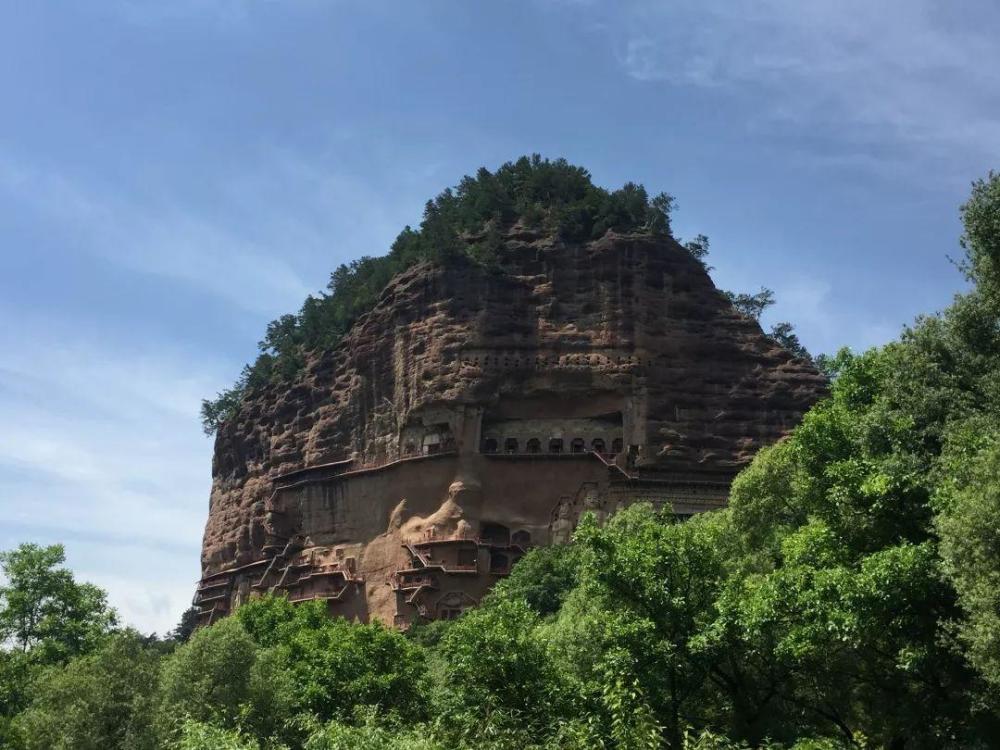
[196, 229, 826, 626]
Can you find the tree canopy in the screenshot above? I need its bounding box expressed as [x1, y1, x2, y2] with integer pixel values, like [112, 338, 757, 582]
[0, 543, 115, 663]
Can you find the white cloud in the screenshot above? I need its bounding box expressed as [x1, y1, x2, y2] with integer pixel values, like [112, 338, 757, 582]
[609, 0, 1000, 175]
[0, 156, 313, 316]
[82, 562, 198, 636]
[218, 148, 423, 271]
[762, 274, 901, 355]
[0, 320, 221, 632]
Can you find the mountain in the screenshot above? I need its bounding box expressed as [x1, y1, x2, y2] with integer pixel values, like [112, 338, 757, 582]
[196, 223, 825, 626]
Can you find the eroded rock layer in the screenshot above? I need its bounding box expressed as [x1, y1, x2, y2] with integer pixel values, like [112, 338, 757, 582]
[196, 230, 826, 626]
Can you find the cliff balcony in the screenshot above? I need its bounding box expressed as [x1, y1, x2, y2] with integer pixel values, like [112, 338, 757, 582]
[193, 592, 230, 605]
[296, 567, 359, 584]
[193, 594, 231, 626]
[402, 542, 479, 574]
[272, 560, 363, 592]
[286, 586, 354, 604]
[391, 571, 438, 591]
[481, 450, 611, 461]
[195, 579, 231, 594]
[281, 562, 363, 604]
[273, 449, 458, 491]
[390, 571, 439, 604]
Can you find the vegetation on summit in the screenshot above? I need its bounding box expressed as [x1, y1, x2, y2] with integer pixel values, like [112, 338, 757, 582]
[200, 155, 810, 435]
[5, 173, 1000, 748]
[201, 155, 680, 434]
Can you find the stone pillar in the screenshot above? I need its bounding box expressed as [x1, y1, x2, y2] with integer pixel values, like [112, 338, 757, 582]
[455, 405, 484, 456]
[623, 378, 649, 455]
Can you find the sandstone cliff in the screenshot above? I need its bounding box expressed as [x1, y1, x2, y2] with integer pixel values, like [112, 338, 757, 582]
[197, 228, 825, 625]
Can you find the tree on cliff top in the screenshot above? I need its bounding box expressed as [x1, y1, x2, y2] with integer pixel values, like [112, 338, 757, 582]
[201, 155, 679, 435]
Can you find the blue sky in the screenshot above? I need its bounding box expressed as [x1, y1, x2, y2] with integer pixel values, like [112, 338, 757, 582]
[1, 0, 998, 633]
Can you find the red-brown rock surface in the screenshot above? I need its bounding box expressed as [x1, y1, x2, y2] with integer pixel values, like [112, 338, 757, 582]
[196, 229, 826, 626]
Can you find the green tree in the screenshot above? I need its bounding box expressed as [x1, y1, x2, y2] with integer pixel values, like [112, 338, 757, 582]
[436, 596, 571, 741]
[0, 650, 32, 746]
[200, 382, 245, 435]
[649, 192, 678, 236]
[768, 321, 811, 360]
[155, 616, 295, 744]
[958, 171, 1000, 297]
[175, 720, 267, 750]
[166, 606, 200, 644]
[282, 616, 427, 722]
[716, 342, 987, 746]
[935, 422, 1000, 690]
[723, 287, 775, 321]
[491, 542, 583, 617]
[13, 630, 159, 750]
[302, 709, 444, 750]
[567, 507, 733, 749]
[683, 234, 711, 270]
[0, 543, 116, 662]
[236, 596, 429, 722]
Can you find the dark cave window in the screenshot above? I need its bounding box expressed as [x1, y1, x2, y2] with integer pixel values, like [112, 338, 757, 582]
[457, 547, 477, 568]
[526, 438, 541, 454]
[482, 438, 498, 454]
[592, 438, 606, 454]
[480, 523, 510, 547]
[511, 530, 531, 547]
[570, 438, 586, 453]
[549, 438, 564, 454]
[489, 551, 509, 574]
[504, 437, 518, 454]
[611, 438, 623, 455]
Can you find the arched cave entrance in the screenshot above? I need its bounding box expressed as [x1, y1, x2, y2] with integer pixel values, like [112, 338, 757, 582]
[480, 522, 510, 547]
[489, 551, 509, 574]
[511, 530, 531, 548]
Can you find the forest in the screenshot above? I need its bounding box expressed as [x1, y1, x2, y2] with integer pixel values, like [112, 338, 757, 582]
[3, 171, 999, 749]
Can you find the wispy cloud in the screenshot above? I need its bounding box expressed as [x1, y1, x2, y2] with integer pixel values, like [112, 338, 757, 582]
[763, 274, 900, 355]
[605, 0, 1000, 176]
[0, 156, 314, 316]
[0, 315, 223, 632]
